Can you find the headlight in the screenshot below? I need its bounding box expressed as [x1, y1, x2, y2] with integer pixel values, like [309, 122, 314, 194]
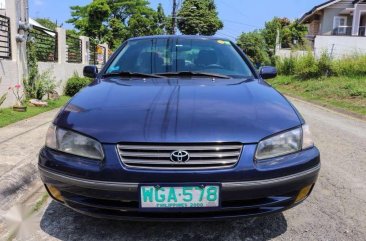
[255, 125, 314, 160]
[46, 125, 104, 160]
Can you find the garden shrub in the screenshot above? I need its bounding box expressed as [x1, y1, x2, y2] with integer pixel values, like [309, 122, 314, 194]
[24, 70, 58, 100]
[294, 52, 320, 80]
[318, 52, 334, 77]
[333, 55, 366, 77]
[64, 73, 92, 97]
[276, 55, 297, 75]
[276, 52, 366, 80]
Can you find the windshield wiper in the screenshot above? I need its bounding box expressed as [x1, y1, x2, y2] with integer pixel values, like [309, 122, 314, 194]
[102, 71, 164, 79]
[156, 71, 231, 79]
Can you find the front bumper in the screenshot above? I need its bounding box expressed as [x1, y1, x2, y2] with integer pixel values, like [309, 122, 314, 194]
[39, 163, 320, 221]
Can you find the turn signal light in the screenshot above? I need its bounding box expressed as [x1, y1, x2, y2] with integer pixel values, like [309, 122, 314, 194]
[295, 185, 313, 203]
[46, 184, 65, 203]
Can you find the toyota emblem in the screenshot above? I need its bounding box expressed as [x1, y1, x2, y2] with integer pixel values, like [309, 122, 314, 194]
[170, 150, 190, 163]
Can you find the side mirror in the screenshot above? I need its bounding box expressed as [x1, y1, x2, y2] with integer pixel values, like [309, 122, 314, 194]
[259, 66, 277, 79]
[83, 65, 98, 78]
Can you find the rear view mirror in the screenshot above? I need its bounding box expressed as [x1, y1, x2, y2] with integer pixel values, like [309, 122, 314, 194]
[83, 65, 98, 78]
[259, 66, 277, 79]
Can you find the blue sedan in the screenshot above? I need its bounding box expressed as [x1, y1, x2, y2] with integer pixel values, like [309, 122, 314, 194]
[39, 35, 320, 221]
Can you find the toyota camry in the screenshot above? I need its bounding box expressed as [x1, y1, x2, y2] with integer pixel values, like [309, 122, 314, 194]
[38, 35, 320, 221]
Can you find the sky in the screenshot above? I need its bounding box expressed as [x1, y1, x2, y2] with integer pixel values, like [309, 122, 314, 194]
[29, 0, 326, 41]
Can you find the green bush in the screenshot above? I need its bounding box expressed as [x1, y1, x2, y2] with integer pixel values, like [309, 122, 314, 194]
[277, 53, 366, 80]
[24, 70, 58, 100]
[333, 55, 366, 77]
[294, 52, 320, 80]
[64, 73, 92, 97]
[276, 56, 297, 75]
[318, 52, 334, 77]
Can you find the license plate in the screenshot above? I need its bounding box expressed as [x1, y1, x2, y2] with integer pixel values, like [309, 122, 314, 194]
[140, 185, 220, 209]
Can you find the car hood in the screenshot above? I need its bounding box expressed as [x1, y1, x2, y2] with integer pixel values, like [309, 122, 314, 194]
[55, 78, 301, 144]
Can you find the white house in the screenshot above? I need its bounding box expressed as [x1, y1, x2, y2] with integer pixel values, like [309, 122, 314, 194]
[299, 0, 366, 58]
[300, 0, 366, 37]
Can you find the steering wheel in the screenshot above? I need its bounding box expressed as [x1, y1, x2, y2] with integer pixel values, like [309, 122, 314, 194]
[206, 64, 224, 69]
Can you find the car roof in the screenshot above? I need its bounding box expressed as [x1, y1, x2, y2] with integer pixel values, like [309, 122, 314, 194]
[128, 35, 231, 42]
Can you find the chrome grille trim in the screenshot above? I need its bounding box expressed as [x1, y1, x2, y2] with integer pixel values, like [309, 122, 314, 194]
[119, 144, 242, 151]
[117, 143, 243, 170]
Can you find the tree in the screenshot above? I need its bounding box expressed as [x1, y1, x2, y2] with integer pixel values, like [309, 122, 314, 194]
[104, 18, 129, 49]
[67, 0, 112, 42]
[262, 17, 307, 50]
[128, 13, 161, 37]
[156, 3, 166, 33]
[165, 15, 174, 35]
[67, 0, 165, 49]
[236, 17, 307, 66]
[262, 17, 291, 51]
[177, 0, 223, 35]
[107, 0, 151, 21]
[34, 18, 60, 30]
[281, 20, 308, 48]
[66, 29, 81, 38]
[237, 31, 270, 66]
[67, 5, 90, 34]
[87, 0, 111, 41]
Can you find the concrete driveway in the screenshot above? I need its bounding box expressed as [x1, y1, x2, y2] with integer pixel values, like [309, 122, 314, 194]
[0, 109, 60, 211]
[3, 98, 366, 241]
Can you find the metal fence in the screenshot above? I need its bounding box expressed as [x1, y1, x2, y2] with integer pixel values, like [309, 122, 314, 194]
[89, 41, 106, 65]
[332, 26, 352, 36]
[359, 26, 366, 37]
[66, 35, 82, 63]
[30, 25, 58, 62]
[89, 41, 98, 65]
[0, 15, 11, 59]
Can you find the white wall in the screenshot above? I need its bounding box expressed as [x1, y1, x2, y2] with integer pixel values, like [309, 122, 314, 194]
[314, 35, 366, 58]
[0, 60, 19, 107]
[276, 49, 308, 59]
[0, 0, 27, 108]
[38, 62, 85, 95]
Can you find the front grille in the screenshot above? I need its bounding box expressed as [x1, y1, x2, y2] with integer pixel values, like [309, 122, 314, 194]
[117, 143, 243, 169]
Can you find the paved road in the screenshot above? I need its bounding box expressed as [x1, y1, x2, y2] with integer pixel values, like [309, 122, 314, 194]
[12, 98, 366, 241]
[0, 109, 60, 212]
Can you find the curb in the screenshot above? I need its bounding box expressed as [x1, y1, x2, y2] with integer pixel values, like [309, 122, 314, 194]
[0, 180, 48, 240]
[0, 162, 39, 211]
[0, 109, 59, 215]
[285, 94, 366, 122]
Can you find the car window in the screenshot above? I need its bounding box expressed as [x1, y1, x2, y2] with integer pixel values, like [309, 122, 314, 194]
[106, 38, 254, 78]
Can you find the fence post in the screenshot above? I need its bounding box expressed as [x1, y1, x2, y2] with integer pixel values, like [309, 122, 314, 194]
[56, 27, 66, 64]
[99, 43, 109, 61]
[6, 0, 27, 86]
[79, 36, 89, 65]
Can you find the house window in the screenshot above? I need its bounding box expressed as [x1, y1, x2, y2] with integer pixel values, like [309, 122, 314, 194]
[333, 16, 348, 34]
[0, 0, 5, 9]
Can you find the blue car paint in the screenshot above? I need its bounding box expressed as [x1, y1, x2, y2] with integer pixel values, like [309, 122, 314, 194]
[54, 78, 301, 144]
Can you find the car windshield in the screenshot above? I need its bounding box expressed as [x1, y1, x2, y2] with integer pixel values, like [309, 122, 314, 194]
[105, 38, 254, 79]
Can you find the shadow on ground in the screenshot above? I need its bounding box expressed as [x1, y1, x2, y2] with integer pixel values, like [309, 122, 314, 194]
[40, 201, 287, 241]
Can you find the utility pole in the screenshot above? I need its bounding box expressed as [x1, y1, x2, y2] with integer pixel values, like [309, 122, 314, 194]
[172, 0, 177, 35]
[274, 29, 281, 56]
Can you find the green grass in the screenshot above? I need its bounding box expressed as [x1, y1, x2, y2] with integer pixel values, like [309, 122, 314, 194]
[0, 96, 70, 128]
[30, 192, 50, 214]
[268, 76, 366, 116]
